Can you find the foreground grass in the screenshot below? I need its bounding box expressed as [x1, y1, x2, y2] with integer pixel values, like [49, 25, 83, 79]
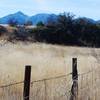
[0, 41, 100, 100]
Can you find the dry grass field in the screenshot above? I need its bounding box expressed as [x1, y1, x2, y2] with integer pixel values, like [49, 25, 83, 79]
[0, 41, 100, 100]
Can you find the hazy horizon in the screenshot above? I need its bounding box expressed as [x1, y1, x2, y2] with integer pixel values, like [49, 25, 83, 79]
[0, 0, 100, 20]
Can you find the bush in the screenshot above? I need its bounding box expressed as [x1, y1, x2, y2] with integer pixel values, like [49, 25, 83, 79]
[36, 21, 44, 27]
[0, 25, 7, 36]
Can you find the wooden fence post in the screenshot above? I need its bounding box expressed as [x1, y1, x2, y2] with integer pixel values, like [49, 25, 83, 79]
[23, 65, 31, 100]
[72, 58, 78, 80]
[70, 58, 78, 100]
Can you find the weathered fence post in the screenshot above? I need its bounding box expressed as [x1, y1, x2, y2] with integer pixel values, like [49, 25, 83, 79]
[72, 58, 78, 80]
[23, 65, 31, 100]
[70, 58, 78, 100]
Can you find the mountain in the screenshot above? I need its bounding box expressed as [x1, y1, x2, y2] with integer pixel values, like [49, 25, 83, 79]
[0, 11, 29, 25]
[82, 17, 96, 24]
[0, 11, 98, 25]
[96, 20, 100, 24]
[75, 17, 96, 24]
[29, 14, 57, 25]
[29, 14, 50, 25]
[0, 11, 57, 25]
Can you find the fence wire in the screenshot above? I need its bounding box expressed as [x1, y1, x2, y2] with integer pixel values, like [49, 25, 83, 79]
[0, 67, 100, 100]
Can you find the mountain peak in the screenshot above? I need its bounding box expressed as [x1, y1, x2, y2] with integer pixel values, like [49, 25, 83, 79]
[14, 11, 27, 17]
[15, 11, 24, 15]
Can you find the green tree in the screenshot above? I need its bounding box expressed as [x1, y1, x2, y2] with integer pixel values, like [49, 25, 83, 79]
[57, 12, 75, 32]
[36, 21, 44, 27]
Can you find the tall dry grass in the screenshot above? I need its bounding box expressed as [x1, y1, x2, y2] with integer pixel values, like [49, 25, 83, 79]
[0, 41, 100, 100]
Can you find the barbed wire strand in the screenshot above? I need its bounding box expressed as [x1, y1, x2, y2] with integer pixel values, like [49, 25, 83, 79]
[0, 67, 99, 89]
[31, 73, 72, 84]
[0, 81, 24, 88]
[0, 73, 72, 89]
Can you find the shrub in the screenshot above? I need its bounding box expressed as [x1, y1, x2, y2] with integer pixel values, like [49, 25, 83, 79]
[0, 25, 7, 36]
[36, 21, 44, 27]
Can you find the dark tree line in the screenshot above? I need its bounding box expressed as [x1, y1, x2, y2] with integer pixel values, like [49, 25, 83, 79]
[31, 12, 100, 47]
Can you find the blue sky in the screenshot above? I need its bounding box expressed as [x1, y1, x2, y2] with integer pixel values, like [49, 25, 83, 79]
[0, 0, 100, 20]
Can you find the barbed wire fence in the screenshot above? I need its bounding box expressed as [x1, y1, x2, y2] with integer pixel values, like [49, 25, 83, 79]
[0, 58, 100, 100]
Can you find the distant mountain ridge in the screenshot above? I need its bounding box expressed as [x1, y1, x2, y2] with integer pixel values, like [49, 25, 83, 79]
[0, 11, 100, 25]
[0, 11, 29, 25]
[0, 11, 57, 25]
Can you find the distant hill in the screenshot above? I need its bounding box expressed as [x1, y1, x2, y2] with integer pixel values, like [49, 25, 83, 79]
[0, 11, 57, 25]
[0, 11, 28, 25]
[0, 11, 99, 25]
[75, 17, 96, 24]
[29, 14, 57, 25]
[96, 20, 100, 24]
